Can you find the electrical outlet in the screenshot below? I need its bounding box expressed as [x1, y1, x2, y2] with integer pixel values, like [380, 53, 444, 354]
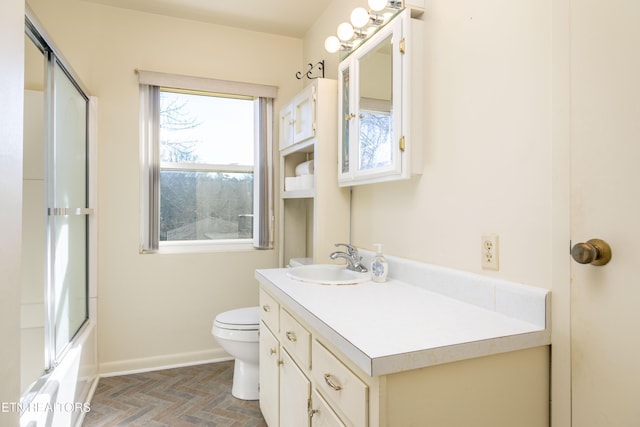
[481, 234, 499, 270]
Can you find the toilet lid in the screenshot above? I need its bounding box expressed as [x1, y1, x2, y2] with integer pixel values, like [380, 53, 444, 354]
[214, 307, 259, 330]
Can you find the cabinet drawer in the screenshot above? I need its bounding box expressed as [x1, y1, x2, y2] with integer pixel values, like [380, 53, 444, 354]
[259, 288, 279, 333]
[312, 340, 368, 427]
[280, 309, 311, 369]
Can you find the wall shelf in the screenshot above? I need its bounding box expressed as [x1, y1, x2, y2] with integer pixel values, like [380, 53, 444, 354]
[278, 79, 350, 267]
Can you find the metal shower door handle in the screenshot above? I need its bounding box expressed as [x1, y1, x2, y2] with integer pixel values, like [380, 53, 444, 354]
[48, 207, 94, 216]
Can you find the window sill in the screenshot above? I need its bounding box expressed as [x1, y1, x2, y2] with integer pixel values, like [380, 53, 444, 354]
[142, 239, 264, 255]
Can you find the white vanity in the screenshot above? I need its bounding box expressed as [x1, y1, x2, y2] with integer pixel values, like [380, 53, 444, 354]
[256, 253, 550, 427]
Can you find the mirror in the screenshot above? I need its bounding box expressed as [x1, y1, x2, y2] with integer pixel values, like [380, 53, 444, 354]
[358, 33, 393, 171]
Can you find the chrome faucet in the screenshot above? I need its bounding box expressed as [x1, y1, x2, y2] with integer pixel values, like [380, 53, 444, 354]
[329, 243, 368, 273]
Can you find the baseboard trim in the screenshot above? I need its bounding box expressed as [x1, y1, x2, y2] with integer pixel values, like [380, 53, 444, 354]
[98, 349, 232, 378]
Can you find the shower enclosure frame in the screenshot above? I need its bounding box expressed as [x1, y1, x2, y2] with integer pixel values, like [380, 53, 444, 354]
[21, 7, 98, 426]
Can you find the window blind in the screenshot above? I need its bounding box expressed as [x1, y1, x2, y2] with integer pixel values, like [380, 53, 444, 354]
[138, 70, 276, 251]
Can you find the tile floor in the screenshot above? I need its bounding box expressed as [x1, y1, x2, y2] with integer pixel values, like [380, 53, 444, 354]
[82, 361, 267, 426]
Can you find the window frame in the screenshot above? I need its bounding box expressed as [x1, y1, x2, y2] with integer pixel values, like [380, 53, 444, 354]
[138, 70, 276, 253]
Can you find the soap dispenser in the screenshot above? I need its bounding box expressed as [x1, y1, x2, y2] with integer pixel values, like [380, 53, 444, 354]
[371, 243, 389, 283]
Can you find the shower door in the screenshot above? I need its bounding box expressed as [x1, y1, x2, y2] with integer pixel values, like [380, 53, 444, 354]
[44, 53, 90, 368]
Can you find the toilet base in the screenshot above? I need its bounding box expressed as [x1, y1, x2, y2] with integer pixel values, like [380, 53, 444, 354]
[231, 359, 259, 400]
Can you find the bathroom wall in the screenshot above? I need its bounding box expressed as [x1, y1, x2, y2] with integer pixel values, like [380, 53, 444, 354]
[27, 0, 301, 374]
[304, 0, 553, 290]
[0, 0, 24, 424]
[304, 1, 564, 422]
[25, 0, 554, 375]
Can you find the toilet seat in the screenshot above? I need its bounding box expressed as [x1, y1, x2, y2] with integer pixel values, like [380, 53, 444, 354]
[214, 307, 259, 331]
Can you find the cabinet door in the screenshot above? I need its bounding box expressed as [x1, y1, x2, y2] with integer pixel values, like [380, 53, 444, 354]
[279, 104, 294, 150]
[310, 389, 346, 427]
[338, 9, 421, 187]
[338, 61, 352, 182]
[280, 349, 310, 427]
[292, 85, 316, 144]
[355, 29, 400, 179]
[260, 323, 279, 427]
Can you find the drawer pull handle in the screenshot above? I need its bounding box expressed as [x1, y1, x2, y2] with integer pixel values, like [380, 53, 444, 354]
[324, 374, 343, 391]
[285, 331, 297, 342]
[270, 348, 276, 355]
[262, 304, 270, 312]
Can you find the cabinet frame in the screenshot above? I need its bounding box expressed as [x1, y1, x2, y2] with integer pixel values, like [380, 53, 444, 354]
[338, 9, 424, 187]
[278, 79, 350, 267]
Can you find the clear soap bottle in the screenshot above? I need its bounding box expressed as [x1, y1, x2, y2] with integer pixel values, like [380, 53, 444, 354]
[371, 243, 389, 283]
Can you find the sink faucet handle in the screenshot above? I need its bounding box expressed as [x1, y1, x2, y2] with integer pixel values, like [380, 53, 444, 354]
[334, 243, 358, 256]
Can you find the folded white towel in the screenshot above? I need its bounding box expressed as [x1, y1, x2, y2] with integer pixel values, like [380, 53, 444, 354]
[295, 160, 314, 176]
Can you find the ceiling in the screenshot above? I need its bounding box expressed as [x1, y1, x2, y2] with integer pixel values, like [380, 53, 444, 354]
[83, 0, 334, 38]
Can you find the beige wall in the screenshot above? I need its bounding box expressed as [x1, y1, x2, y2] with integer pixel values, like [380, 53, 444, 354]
[20, 0, 564, 417]
[28, 0, 303, 373]
[0, 0, 24, 424]
[306, 1, 553, 289]
[305, 0, 565, 424]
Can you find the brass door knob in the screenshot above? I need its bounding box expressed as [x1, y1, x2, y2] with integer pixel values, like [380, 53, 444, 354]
[571, 238, 612, 266]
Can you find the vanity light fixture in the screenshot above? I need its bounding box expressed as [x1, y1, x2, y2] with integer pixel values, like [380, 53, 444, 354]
[324, 0, 404, 53]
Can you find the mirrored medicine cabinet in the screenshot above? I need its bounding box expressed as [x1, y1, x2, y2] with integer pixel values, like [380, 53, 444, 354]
[338, 8, 423, 186]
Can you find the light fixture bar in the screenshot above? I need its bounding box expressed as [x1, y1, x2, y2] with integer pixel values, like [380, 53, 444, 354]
[325, 0, 406, 54]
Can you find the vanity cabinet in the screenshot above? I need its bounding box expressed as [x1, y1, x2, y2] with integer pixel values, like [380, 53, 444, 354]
[259, 287, 372, 427]
[258, 280, 550, 427]
[338, 8, 423, 186]
[278, 79, 350, 266]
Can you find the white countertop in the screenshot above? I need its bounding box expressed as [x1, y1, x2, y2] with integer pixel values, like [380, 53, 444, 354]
[256, 261, 550, 377]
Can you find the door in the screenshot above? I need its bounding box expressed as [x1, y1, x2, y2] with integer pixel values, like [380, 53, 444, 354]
[280, 349, 310, 427]
[310, 389, 346, 427]
[46, 56, 90, 365]
[259, 323, 279, 427]
[570, 1, 640, 425]
[292, 84, 315, 144]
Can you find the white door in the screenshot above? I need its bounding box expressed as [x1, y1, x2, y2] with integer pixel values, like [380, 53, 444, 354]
[570, 1, 640, 425]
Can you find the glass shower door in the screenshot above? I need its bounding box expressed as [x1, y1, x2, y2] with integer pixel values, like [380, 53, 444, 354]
[46, 58, 89, 365]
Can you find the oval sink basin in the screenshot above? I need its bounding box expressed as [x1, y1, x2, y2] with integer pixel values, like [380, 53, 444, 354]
[287, 264, 371, 285]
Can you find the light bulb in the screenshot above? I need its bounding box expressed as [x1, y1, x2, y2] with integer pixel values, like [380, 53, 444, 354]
[337, 22, 355, 41]
[324, 36, 341, 53]
[368, 0, 388, 12]
[350, 7, 370, 28]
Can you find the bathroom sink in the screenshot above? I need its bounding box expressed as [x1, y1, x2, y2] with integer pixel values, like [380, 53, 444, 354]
[287, 264, 371, 285]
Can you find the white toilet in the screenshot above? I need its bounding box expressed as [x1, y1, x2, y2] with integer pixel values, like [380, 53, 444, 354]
[211, 306, 260, 400]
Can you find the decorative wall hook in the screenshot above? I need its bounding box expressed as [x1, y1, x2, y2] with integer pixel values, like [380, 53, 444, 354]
[296, 60, 325, 80]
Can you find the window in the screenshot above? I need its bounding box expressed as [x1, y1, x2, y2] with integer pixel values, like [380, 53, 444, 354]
[139, 71, 276, 252]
